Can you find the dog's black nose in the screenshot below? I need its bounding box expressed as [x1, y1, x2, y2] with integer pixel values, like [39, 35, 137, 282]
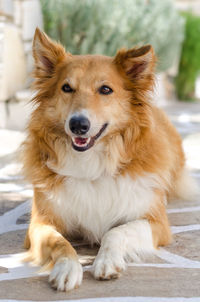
[69, 116, 90, 135]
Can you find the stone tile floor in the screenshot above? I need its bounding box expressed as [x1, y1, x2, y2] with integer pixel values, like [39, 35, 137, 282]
[0, 101, 200, 302]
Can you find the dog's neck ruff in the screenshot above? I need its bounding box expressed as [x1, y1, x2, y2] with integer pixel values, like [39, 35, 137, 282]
[48, 140, 118, 180]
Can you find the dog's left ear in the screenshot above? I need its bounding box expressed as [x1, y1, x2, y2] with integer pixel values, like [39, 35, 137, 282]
[114, 45, 155, 80]
[33, 27, 67, 75]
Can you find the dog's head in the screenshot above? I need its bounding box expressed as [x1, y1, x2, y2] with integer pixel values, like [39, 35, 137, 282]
[32, 28, 155, 153]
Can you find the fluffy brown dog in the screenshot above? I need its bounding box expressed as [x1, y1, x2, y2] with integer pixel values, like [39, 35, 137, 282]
[22, 28, 195, 292]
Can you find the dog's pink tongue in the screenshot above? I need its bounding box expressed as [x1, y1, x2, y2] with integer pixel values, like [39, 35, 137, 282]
[75, 137, 88, 145]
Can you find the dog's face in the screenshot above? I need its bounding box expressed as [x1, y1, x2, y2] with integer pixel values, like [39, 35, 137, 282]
[56, 55, 132, 152]
[33, 29, 155, 152]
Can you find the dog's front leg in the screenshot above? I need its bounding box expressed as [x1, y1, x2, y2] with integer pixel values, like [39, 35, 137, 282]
[93, 204, 171, 280]
[27, 221, 83, 291]
[25, 189, 83, 291]
[93, 219, 153, 280]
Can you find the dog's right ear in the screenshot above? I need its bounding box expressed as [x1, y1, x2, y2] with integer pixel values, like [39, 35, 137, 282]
[33, 28, 67, 75]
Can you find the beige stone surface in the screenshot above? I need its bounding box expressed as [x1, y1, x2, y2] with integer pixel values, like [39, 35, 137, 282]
[0, 229, 26, 254]
[0, 266, 7, 274]
[168, 211, 200, 226]
[0, 267, 200, 300]
[166, 230, 200, 261]
[0, 198, 25, 215]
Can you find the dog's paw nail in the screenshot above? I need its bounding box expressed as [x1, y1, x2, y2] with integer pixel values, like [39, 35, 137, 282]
[49, 279, 57, 290]
[49, 257, 83, 291]
[93, 253, 125, 280]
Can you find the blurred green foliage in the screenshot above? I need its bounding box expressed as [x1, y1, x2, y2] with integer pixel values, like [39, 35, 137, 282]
[40, 0, 184, 72]
[175, 12, 200, 101]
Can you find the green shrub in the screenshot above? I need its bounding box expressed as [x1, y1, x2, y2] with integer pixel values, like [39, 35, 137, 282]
[175, 12, 200, 101]
[40, 0, 184, 72]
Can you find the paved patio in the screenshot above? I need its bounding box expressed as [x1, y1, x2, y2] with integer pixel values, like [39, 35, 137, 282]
[0, 101, 200, 302]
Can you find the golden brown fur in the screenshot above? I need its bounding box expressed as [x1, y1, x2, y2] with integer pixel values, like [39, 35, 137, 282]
[21, 28, 188, 291]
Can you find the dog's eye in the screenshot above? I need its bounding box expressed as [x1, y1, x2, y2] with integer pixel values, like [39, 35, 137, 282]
[99, 85, 113, 95]
[62, 83, 74, 93]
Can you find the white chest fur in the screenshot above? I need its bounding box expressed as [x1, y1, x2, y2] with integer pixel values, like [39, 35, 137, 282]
[49, 172, 160, 243]
[47, 146, 162, 243]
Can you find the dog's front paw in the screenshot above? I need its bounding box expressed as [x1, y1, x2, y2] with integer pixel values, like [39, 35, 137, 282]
[92, 251, 126, 280]
[49, 257, 83, 291]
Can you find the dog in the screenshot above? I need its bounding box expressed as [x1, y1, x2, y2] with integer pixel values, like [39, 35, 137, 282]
[22, 28, 196, 292]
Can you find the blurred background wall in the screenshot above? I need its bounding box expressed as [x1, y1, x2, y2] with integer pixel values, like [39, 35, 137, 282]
[0, 0, 199, 130]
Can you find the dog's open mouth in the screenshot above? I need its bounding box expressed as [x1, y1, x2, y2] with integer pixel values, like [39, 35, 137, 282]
[71, 123, 108, 152]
